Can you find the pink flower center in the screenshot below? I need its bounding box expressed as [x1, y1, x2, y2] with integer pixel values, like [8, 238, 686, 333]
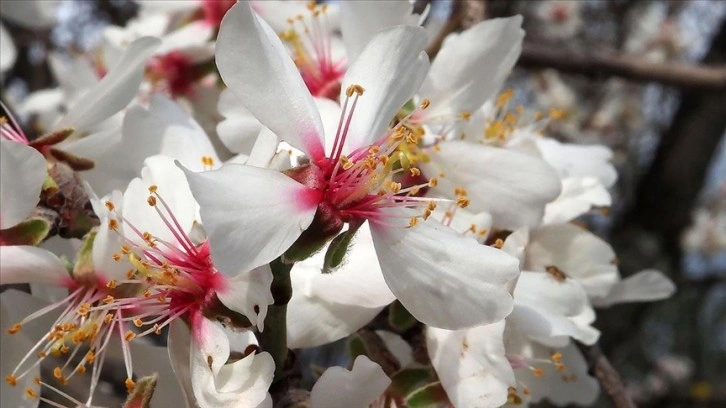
[279, 3, 346, 100]
[201, 0, 236, 29]
[148, 51, 198, 98]
[289, 86, 441, 229]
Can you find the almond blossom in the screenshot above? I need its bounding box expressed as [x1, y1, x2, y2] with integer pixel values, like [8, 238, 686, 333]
[182, 1, 519, 331]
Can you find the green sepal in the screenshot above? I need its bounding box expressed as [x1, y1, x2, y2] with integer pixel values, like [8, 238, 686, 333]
[72, 229, 97, 279]
[322, 221, 361, 274]
[0, 217, 52, 246]
[388, 367, 437, 400]
[123, 374, 158, 408]
[42, 173, 58, 191]
[388, 300, 418, 332]
[404, 382, 449, 408]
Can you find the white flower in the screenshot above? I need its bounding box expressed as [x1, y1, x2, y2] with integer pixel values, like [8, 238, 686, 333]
[183, 2, 519, 330]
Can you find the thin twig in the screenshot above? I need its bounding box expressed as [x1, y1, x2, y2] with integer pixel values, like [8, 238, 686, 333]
[518, 44, 726, 91]
[576, 342, 637, 408]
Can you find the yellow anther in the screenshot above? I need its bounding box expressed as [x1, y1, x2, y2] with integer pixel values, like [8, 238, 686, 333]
[428, 178, 438, 187]
[427, 201, 437, 211]
[408, 217, 419, 228]
[85, 351, 96, 364]
[545, 265, 567, 282]
[104, 201, 115, 211]
[33, 376, 41, 385]
[148, 185, 158, 193]
[409, 186, 420, 196]
[112, 253, 122, 261]
[121, 245, 131, 254]
[388, 181, 402, 194]
[493, 238, 504, 249]
[454, 187, 468, 196]
[523, 387, 531, 395]
[25, 388, 38, 399]
[37, 351, 46, 358]
[368, 145, 380, 154]
[551, 352, 563, 363]
[0, 116, 6, 124]
[409, 167, 421, 177]
[345, 84, 365, 97]
[555, 363, 566, 372]
[420, 99, 430, 109]
[102, 295, 115, 304]
[124, 330, 137, 342]
[106, 280, 117, 289]
[53, 367, 63, 379]
[75, 365, 86, 375]
[133, 318, 144, 328]
[533, 368, 544, 377]
[478, 228, 488, 237]
[153, 324, 162, 335]
[456, 196, 470, 208]
[7, 323, 22, 334]
[549, 108, 565, 119]
[77, 303, 91, 316]
[147, 196, 157, 206]
[306, 1, 316, 10]
[108, 219, 119, 231]
[60, 344, 70, 354]
[5, 374, 17, 386]
[126, 269, 136, 279]
[125, 377, 136, 392]
[423, 209, 432, 220]
[459, 111, 471, 120]
[496, 89, 514, 109]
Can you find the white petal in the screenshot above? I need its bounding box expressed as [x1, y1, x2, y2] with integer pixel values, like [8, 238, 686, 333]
[375, 330, 413, 368]
[533, 137, 617, 188]
[217, 89, 264, 155]
[250, 0, 311, 33]
[311, 355, 391, 408]
[423, 141, 562, 229]
[181, 163, 319, 274]
[131, 341, 190, 408]
[126, 94, 219, 171]
[0, 140, 46, 229]
[216, 2, 325, 161]
[427, 322, 515, 408]
[509, 272, 599, 347]
[157, 21, 214, 56]
[543, 177, 611, 225]
[594, 269, 676, 307]
[122, 157, 198, 247]
[511, 340, 599, 406]
[190, 317, 274, 408]
[340, 26, 429, 152]
[168, 320, 197, 407]
[0, 0, 58, 28]
[217, 265, 274, 331]
[56, 36, 160, 134]
[0, 246, 69, 286]
[370, 212, 519, 329]
[293, 222, 395, 308]
[526, 224, 619, 298]
[421, 16, 523, 122]
[339, 0, 418, 64]
[287, 275, 383, 349]
[0, 22, 16, 73]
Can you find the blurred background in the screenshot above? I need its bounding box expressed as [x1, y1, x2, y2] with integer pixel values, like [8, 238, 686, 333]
[1, 0, 724, 407]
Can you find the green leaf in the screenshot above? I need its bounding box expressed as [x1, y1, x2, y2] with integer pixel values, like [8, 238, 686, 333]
[0, 217, 52, 246]
[404, 382, 449, 408]
[388, 367, 437, 399]
[388, 300, 418, 332]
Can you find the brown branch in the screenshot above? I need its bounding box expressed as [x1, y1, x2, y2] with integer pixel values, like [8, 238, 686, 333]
[518, 43, 726, 91]
[576, 342, 638, 408]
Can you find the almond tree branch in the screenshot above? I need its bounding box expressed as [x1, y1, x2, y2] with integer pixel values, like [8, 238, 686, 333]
[576, 342, 638, 408]
[517, 43, 726, 91]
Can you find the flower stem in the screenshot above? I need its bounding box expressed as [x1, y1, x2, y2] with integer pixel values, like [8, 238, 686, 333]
[259, 257, 293, 381]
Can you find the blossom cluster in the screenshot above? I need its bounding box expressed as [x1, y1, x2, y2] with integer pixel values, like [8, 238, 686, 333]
[0, 1, 676, 407]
